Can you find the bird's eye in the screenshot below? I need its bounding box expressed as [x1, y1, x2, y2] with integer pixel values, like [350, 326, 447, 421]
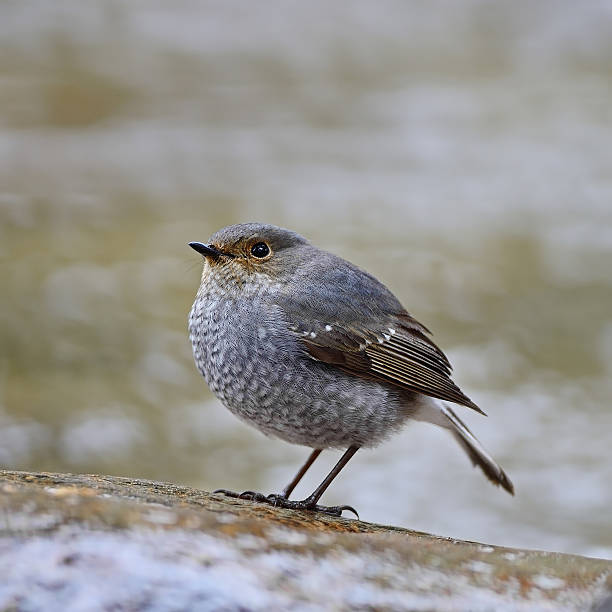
[250, 242, 270, 258]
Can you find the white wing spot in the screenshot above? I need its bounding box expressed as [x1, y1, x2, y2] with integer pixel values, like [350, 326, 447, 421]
[310, 332, 317, 338]
[388, 328, 396, 335]
[325, 325, 332, 332]
[383, 333, 391, 341]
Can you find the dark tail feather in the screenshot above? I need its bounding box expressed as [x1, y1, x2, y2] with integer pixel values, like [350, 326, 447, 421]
[441, 403, 515, 495]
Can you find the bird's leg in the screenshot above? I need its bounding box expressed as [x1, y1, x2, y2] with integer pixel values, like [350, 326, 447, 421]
[266, 445, 360, 517]
[213, 448, 322, 504]
[285, 445, 360, 517]
[280, 448, 322, 499]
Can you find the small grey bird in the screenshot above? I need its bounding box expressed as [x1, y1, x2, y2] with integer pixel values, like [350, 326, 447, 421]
[189, 223, 514, 517]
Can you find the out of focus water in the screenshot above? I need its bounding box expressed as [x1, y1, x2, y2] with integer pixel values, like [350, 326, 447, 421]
[1, 1, 611, 558]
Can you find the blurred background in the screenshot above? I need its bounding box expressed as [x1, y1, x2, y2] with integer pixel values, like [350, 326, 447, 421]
[1, 1, 611, 558]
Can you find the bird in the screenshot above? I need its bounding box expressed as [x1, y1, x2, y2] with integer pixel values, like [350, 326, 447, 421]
[188, 223, 514, 517]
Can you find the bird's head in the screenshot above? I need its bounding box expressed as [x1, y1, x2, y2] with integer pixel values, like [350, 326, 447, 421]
[190, 223, 311, 292]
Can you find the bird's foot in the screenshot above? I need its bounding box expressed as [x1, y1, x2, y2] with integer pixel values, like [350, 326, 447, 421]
[267, 494, 359, 519]
[213, 489, 358, 518]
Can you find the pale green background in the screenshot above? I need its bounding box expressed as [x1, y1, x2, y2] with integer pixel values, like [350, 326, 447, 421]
[1, 1, 611, 558]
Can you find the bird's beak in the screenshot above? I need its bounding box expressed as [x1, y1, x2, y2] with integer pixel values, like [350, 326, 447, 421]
[188, 242, 234, 258]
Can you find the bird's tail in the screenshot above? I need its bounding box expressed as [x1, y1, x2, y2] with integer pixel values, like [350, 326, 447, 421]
[440, 402, 514, 495]
[412, 398, 514, 495]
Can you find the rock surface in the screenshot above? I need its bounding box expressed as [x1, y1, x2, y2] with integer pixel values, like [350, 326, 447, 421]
[0, 470, 610, 611]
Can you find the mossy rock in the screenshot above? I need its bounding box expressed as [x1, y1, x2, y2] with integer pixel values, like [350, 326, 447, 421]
[0, 470, 610, 611]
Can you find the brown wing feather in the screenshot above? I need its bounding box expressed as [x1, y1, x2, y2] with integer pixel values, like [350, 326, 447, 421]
[297, 314, 485, 415]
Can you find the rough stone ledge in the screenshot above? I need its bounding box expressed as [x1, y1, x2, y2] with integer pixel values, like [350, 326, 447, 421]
[0, 470, 610, 611]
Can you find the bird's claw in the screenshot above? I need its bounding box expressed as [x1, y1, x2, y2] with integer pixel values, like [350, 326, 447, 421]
[327, 504, 360, 519]
[310, 503, 359, 519]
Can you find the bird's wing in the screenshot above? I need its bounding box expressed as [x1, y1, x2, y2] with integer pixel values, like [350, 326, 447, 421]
[288, 312, 484, 414]
[277, 253, 483, 414]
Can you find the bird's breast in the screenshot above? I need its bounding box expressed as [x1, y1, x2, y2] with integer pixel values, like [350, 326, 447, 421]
[189, 291, 299, 400]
